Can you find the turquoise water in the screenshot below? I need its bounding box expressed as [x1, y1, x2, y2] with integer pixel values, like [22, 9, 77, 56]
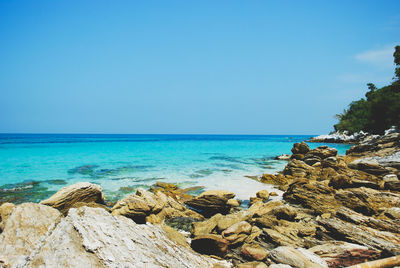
[0, 134, 351, 203]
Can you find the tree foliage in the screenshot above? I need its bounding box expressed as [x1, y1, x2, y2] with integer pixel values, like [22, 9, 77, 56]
[334, 46, 400, 134]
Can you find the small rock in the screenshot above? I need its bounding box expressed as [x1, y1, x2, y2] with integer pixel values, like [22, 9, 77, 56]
[271, 205, 297, 221]
[384, 207, 400, 219]
[270, 192, 278, 197]
[241, 243, 268, 261]
[222, 221, 252, 244]
[227, 199, 241, 207]
[321, 213, 331, 219]
[256, 190, 270, 201]
[383, 174, 398, 182]
[275, 154, 291, 160]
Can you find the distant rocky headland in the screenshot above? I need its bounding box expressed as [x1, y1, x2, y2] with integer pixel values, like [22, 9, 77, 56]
[1, 131, 400, 267]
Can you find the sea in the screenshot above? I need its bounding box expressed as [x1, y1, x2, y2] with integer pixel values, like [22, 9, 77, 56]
[0, 134, 351, 204]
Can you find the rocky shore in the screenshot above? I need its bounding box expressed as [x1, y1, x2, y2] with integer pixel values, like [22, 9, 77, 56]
[1, 133, 400, 267]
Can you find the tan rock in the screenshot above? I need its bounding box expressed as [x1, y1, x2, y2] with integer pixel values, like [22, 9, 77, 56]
[222, 221, 252, 244]
[0, 203, 62, 267]
[291, 142, 310, 155]
[227, 198, 241, 207]
[161, 224, 189, 248]
[185, 190, 235, 216]
[248, 200, 284, 218]
[256, 190, 270, 201]
[40, 182, 105, 215]
[270, 205, 297, 221]
[0, 202, 15, 231]
[241, 243, 268, 261]
[28, 206, 230, 267]
[192, 213, 223, 236]
[259, 174, 288, 185]
[270, 192, 278, 197]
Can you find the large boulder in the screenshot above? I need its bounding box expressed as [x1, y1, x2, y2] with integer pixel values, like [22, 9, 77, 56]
[40, 182, 105, 215]
[26, 206, 230, 267]
[283, 159, 315, 177]
[185, 190, 236, 217]
[0, 203, 62, 267]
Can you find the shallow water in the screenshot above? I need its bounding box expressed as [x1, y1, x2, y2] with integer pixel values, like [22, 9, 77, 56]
[0, 134, 351, 203]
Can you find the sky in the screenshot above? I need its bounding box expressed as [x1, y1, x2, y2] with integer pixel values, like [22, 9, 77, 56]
[0, 1, 399, 134]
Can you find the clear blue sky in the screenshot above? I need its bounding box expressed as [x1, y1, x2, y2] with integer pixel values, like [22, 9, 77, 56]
[1, 1, 399, 134]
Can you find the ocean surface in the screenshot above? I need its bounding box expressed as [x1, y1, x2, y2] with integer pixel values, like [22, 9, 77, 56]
[0, 134, 351, 204]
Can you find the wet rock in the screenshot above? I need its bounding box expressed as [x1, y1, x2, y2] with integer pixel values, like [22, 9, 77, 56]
[309, 241, 380, 267]
[40, 182, 105, 215]
[165, 216, 199, 232]
[0, 203, 62, 267]
[269, 246, 328, 268]
[291, 142, 310, 155]
[185, 190, 235, 217]
[191, 234, 230, 257]
[241, 243, 268, 261]
[256, 190, 270, 201]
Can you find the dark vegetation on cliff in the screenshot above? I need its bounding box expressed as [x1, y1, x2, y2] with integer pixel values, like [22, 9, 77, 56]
[334, 45, 400, 134]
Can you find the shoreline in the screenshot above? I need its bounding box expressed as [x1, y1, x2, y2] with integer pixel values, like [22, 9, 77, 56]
[1, 132, 399, 267]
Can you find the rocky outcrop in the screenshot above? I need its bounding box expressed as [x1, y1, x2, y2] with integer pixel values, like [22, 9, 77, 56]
[40, 182, 105, 215]
[185, 190, 236, 217]
[34, 206, 230, 267]
[111, 187, 203, 224]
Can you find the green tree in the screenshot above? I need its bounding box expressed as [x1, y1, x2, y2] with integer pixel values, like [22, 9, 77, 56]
[334, 46, 400, 134]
